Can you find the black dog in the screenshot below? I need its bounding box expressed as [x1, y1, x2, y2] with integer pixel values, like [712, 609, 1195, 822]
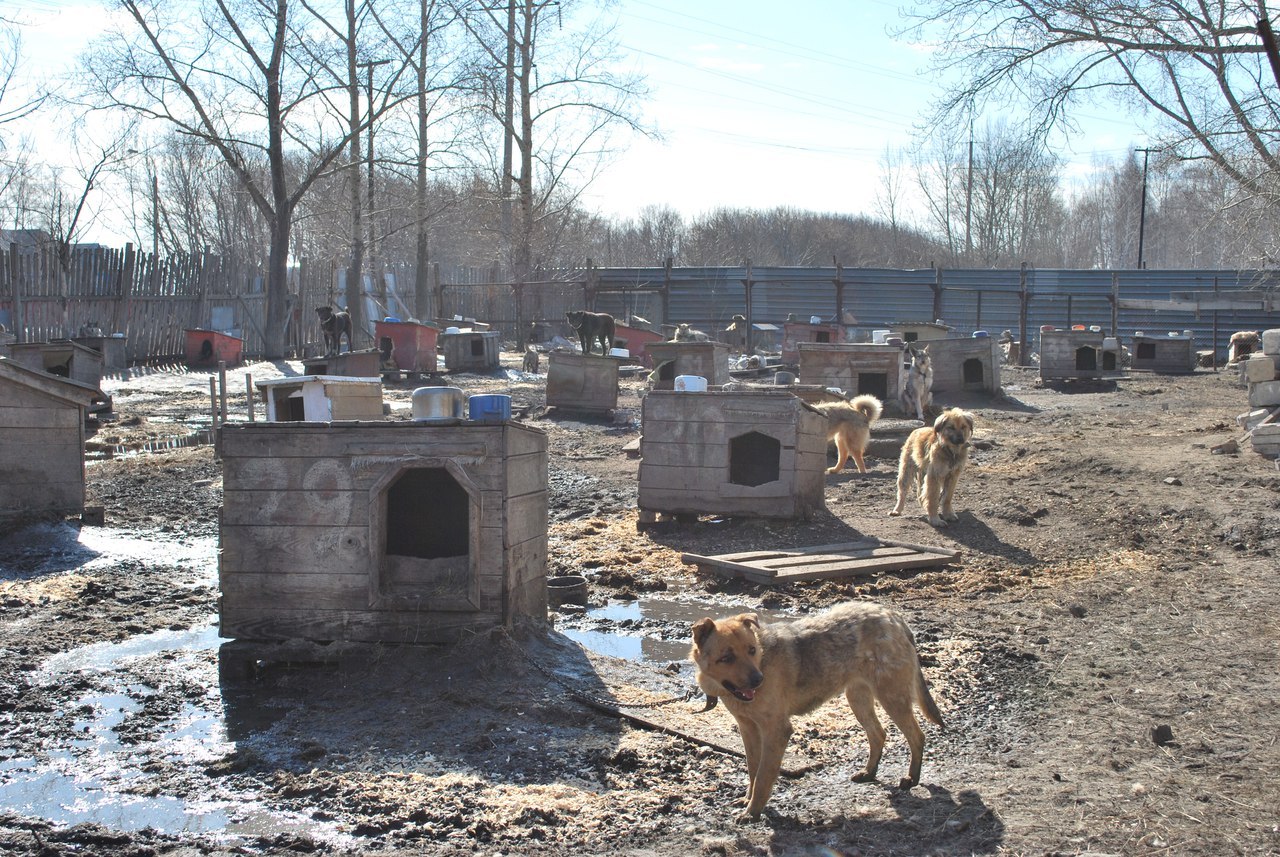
[565, 310, 615, 356]
[316, 306, 353, 356]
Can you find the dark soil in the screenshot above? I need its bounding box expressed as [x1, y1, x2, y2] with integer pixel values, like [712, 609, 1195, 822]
[1, 357, 1278, 856]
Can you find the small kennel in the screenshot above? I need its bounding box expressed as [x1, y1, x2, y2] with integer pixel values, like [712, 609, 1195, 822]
[255, 375, 384, 422]
[1130, 334, 1196, 373]
[441, 330, 500, 372]
[612, 322, 664, 367]
[302, 349, 382, 378]
[782, 321, 843, 364]
[638, 389, 826, 520]
[890, 321, 953, 343]
[71, 334, 128, 374]
[796, 342, 903, 402]
[9, 340, 104, 390]
[374, 319, 439, 375]
[926, 337, 1002, 395]
[546, 351, 621, 412]
[185, 328, 243, 368]
[218, 420, 549, 644]
[1039, 330, 1121, 381]
[645, 341, 729, 389]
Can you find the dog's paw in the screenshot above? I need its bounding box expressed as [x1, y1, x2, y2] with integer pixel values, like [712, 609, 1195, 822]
[897, 776, 919, 789]
[942, 511, 959, 522]
[825, 466, 839, 475]
[888, 509, 902, 517]
[927, 517, 948, 527]
[851, 770, 878, 783]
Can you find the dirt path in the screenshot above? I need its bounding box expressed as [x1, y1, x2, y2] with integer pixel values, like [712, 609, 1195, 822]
[1, 361, 1277, 856]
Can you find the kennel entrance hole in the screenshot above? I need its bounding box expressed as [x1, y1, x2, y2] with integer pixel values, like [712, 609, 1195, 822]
[815, 331, 831, 343]
[962, 358, 984, 388]
[729, 431, 781, 487]
[1136, 342, 1156, 360]
[1103, 351, 1117, 370]
[1075, 346, 1098, 371]
[270, 391, 305, 421]
[856, 372, 888, 400]
[386, 467, 469, 559]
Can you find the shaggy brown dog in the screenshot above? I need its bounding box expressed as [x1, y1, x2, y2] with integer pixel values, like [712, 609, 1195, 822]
[899, 345, 934, 421]
[1228, 330, 1261, 364]
[522, 345, 540, 373]
[810, 393, 883, 474]
[890, 407, 974, 527]
[691, 603, 944, 821]
[565, 310, 615, 356]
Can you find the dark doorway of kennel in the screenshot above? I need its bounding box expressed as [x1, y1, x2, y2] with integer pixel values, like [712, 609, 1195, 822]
[729, 431, 781, 487]
[267, 389, 306, 421]
[378, 465, 478, 609]
[470, 338, 486, 357]
[1074, 346, 1098, 371]
[962, 358, 985, 389]
[815, 330, 831, 344]
[1102, 350, 1117, 370]
[1136, 342, 1156, 360]
[855, 372, 888, 400]
[655, 360, 677, 383]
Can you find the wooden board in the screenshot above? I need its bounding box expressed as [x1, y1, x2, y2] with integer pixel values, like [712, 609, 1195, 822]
[682, 539, 958, 584]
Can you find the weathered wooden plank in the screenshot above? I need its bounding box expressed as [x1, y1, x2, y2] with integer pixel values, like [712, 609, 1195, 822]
[504, 490, 548, 547]
[221, 489, 369, 527]
[218, 606, 505, 645]
[682, 539, 957, 585]
[220, 569, 373, 611]
[639, 462, 798, 495]
[220, 423, 506, 460]
[219, 523, 371, 578]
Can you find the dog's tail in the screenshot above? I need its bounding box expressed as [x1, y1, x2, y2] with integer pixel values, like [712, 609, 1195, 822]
[915, 668, 945, 728]
[849, 393, 883, 424]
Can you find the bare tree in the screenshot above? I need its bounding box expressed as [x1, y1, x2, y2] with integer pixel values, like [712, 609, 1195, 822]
[901, 0, 1280, 258]
[82, 0, 418, 357]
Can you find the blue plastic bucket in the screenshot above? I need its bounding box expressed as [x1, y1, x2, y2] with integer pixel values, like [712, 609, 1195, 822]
[469, 394, 511, 421]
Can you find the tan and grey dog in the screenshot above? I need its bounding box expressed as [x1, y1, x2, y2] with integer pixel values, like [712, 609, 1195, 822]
[691, 602, 944, 821]
[899, 345, 934, 421]
[890, 407, 974, 527]
[810, 393, 883, 474]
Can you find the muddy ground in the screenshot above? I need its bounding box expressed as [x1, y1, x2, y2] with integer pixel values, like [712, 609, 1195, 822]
[1, 355, 1278, 856]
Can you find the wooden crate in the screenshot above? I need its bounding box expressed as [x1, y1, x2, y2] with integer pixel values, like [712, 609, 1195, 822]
[9, 339, 105, 391]
[441, 331, 500, 372]
[782, 321, 843, 364]
[926, 337, 1002, 395]
[255, 375, 384, 422]
[218, 420, 549, 644]
[1130, 335, 1196, 373]
[646, 341, 729, 389]
[1039, 330, 1121, 381]
[638, 390, 826, 519]
[546, 351, 621, 412]
[797, 342, 902, 403]
[0, 360, 97, 526]
[185, 328, 243, 368]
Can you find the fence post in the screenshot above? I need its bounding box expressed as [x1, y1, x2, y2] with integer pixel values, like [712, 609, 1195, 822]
[8, 242, 23, 343]
[1110, 272, 1119, 336]
[662, 257, 672, 329]
[1018, 262, 1029, 367]
[118, 244, 136, 345]
[431, 262, 443, 322]
[932, 267, 944, 323]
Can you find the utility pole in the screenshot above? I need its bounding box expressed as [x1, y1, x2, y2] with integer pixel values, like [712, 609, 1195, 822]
[359, 57, 390, 308]
[1136, 147, 1158, 269]
[965, 107, 974, 262]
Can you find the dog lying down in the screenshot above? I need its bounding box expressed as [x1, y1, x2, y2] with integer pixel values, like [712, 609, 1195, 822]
[691, 602, 944, 820]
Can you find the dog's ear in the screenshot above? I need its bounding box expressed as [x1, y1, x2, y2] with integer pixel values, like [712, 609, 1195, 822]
[737, 613, 761, 630]
[961, 411, 975, 432]
[933, 411, 950, 431]
[692, 617, 717, 647]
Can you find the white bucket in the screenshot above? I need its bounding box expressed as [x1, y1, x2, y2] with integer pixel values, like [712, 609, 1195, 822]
[674, 374, 707, 392]
[872, 329, 890, 344]
[609, 347, 629, 358]
[809, 315, 822, 325]
[444, 326, 462, 335]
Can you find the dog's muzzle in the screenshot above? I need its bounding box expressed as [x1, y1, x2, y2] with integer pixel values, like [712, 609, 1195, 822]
[721, 671, 764, 702]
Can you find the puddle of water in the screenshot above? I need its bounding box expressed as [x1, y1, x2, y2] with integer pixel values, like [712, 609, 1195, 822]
[0, 523, 216, 580]
[560, 596, 790, 665]
[109, 429, 216, 458]
[1, 620, 352, 846]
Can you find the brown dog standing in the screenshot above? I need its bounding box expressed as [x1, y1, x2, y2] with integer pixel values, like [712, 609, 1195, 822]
[890, 407, 974, 526]
[811, 393, 882, 474]
[565, 310, 615, 356]
[691, 603, 944, 821]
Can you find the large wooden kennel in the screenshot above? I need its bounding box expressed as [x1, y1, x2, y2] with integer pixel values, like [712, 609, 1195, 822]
[1040, 330, 1122, 381]
[638, 390, 827, 520]
[546, 351, 621, 412]
[1130, 334, 1196, 373]
[218, 420, 548, 644]
[782, 321, 844, 364]
[926, 337, 1003, 395]
[645, 340, 729, 389]
[441, 330, 500, 372]
[797, 342, 903, 403]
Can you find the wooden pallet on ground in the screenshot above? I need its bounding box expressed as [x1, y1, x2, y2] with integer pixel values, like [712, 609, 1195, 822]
[682, 539, 958, 585]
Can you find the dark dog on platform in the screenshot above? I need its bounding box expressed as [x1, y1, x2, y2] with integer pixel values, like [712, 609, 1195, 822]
[316, 306, 353, 356]
[691, 602, 944, 821]
[565, 310, 615, 356]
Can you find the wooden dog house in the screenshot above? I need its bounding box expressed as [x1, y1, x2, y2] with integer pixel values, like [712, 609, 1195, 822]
[782, 321, 843, 364]
[441, 330, 500, 372]
[646, 341, 730, 389]
[72, 334, 128, 374]
[0, 359, 98, 527]
[890, 321, 953, 343]
[797, 342, 903, 402]
[185, 328, 243, 368]
[1130, 333, 1196, 373]
[218, 420, 549, 644]
[302, 349, 382, 379]
[638, 390, 826, 521]
[9, 339, 104, 390]
[926, 337, 1003, 395]
[612, 322, 665, 367]
[375, 319, 439, 376]
[1040, 330, 1122, 381]
[255, 375, 384, 422]
[546, 351, 621, 412]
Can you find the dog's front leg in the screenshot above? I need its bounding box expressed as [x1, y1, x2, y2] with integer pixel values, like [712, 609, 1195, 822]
[921, 470, 947, 527]
[740, 719, 792, 820]
[940, 468, 962, 521]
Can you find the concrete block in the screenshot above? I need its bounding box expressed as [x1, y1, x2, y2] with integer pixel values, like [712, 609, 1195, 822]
[1251, 423, 1280, 455]
[1248, 379, 1280, 407]
[1263, 328, 1280, 355]
[1238, 408, 1275, 430]
[1244, 354, 1280, 383]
